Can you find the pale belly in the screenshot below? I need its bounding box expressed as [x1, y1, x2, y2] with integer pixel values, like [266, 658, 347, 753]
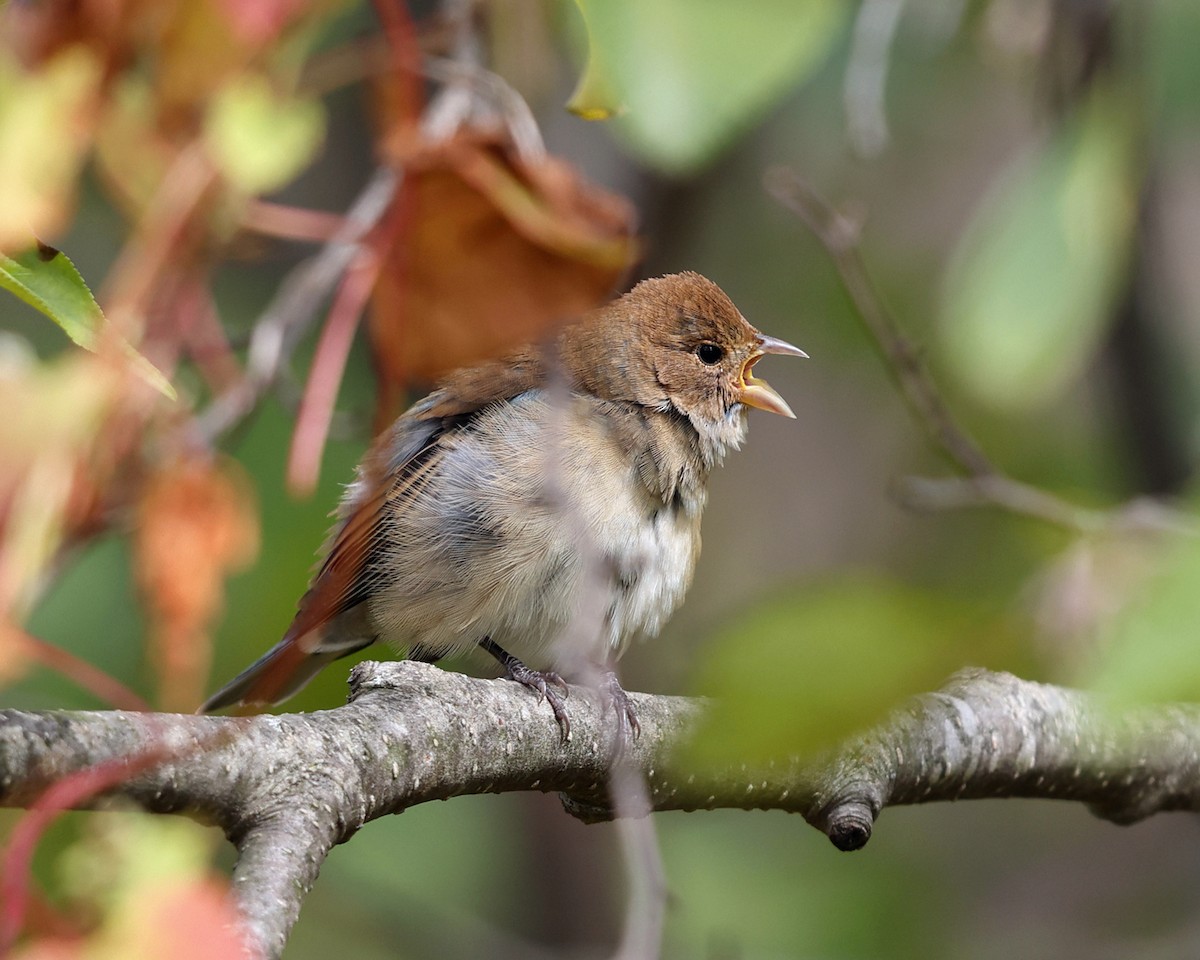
[367, 392, 704, 668]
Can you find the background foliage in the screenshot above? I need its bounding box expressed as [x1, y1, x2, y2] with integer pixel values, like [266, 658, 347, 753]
[3, 0, 1200, 956]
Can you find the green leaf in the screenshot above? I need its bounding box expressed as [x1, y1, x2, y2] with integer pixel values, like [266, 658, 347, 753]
[568, 0, 848, 174]
[1148, 0, 1200, 133]
[939, 88, 1137, 411]
[205, 73, 326, 195]
[684, 575, 1015, 765]
[1089, 522, 1200, 706]
[0, 244, 176, 399]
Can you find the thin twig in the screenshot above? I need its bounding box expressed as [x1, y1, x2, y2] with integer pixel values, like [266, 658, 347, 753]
[284, 226, 389, 496]
[766, 167, 994, 478]
[897, 475, 1199, 537]
[765, 167, 1198, 537]
[100, 143, 219, 335]
[239, 201, 347, 243]
[611, 806, 667, 960]
[298, 30, 547, 162]
[195, 166, 399, 444]
[844, 0, 906, 157]
[8, 627, 150, 713]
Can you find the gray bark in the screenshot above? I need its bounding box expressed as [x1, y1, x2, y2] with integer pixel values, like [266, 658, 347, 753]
[2, 663, 1199, 958]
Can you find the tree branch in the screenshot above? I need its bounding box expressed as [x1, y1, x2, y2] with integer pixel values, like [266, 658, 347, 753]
[763, 167, 1199, 538]
[3, 663, 1199, 957]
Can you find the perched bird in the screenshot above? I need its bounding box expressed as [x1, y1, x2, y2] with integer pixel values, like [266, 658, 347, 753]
[202, 272, 805, 740]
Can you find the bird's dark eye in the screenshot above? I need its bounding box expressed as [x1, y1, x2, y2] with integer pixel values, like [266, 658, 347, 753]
[696, 342, 724, 365]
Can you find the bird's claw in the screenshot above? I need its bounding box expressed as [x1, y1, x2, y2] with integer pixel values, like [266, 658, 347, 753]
[599, 670, 640, 758]
[479, 637, 572, 741]
[504, 660, 572, 743]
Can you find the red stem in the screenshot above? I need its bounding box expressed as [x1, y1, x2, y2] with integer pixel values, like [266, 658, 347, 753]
[369, 0, 424, 128]
[285, 247, 380, 497]
[11, 628, 150, 713]
[0, 741, 173, 954]
[240, 201, 348, 243]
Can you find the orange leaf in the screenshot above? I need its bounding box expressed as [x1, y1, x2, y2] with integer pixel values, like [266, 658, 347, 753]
[121, 878, 248, 960]
[134, 455, 258, 711]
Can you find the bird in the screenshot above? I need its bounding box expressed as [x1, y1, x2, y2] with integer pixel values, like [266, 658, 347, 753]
[201, 272, 805, 743]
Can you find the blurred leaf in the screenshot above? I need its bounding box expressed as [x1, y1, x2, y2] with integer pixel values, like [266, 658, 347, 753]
[0, 48, 100, 250]
[370, 129, 638, 418]
[95, 77, 172, 217]
[135, 455, 259, 711]
[156, 0, 256, 114]
[205, 73, 326, 195]
[564, 1, 623, 121]
[686, 575, 1013, 765]
[940, 88, 1137, 411]
[1148, 0, 1200, 133]
[0, 245, 176, 399]
[1089, 521, 1200, 705]
[1026, 534, 1160, 678]
[60, 815, 214, 903]
[659, 812, 943, 960]
[0, 351, 122, 620]
[51, 816, 247, 960]
[213, 0, 309, 46]
[567, 0, 847, 174]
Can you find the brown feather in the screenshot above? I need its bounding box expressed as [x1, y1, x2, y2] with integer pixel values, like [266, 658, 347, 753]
[201, 271, 802, 713]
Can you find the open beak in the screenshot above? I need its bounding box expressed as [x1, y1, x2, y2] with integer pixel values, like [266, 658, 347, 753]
[738, 334, 807, 418]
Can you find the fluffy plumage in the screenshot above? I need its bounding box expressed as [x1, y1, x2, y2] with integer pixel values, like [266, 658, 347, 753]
[202, 272, 804, 735]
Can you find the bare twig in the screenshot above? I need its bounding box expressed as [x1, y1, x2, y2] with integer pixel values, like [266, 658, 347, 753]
[611, 808, 667, 960]
[195, 166, 399, 444]
[844, 0, 906, 157]
[766, 167, 995, 478]
[239, 201, 347, 243]
[7, 626, 150, 712]
[423, 57, 547, 161]
[765, 168, 1198, 537]
[100, 143, 219, 334]
[896, 476, 1199, 536]
[541, 365, 669, 960]
[284, 202, 396, 496]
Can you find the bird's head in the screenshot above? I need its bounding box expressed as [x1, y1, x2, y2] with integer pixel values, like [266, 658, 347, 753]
[566, 272, 806, 455]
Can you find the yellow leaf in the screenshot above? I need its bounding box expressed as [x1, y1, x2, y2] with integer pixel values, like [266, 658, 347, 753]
[205, 73, 326, 195]
[0, 48, 101, 251]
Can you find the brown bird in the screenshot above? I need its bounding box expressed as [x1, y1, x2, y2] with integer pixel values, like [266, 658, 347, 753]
[202, 272, 805, 741]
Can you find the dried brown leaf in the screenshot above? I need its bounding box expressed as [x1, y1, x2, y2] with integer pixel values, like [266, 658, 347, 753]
[369, 129, 639, 419]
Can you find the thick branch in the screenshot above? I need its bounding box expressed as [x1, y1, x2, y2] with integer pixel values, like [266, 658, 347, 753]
[3, 664, 1199, 957]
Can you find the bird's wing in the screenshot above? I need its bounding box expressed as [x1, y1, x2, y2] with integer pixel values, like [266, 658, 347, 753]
[290, 349, 549, 643]
[199, 414, 450, 711]
[200, 354, 550, 711]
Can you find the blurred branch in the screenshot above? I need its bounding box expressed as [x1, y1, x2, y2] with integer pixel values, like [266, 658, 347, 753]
[4, 663, 1200, 957]
[7, 626, 150, 712]
[239, 201, 347, 243]
[766, 166, 994, 477]
[195, 166, 398, 444]
[895, 476, 1198, 536]
[765, 168, 1198, 537]
[844, 0, 905, 157]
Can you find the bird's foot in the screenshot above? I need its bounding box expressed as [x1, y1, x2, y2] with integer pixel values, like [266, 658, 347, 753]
[506, 659, 572, 742]
[479, 637, 571, 742]
[598, 670, 640, 758]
